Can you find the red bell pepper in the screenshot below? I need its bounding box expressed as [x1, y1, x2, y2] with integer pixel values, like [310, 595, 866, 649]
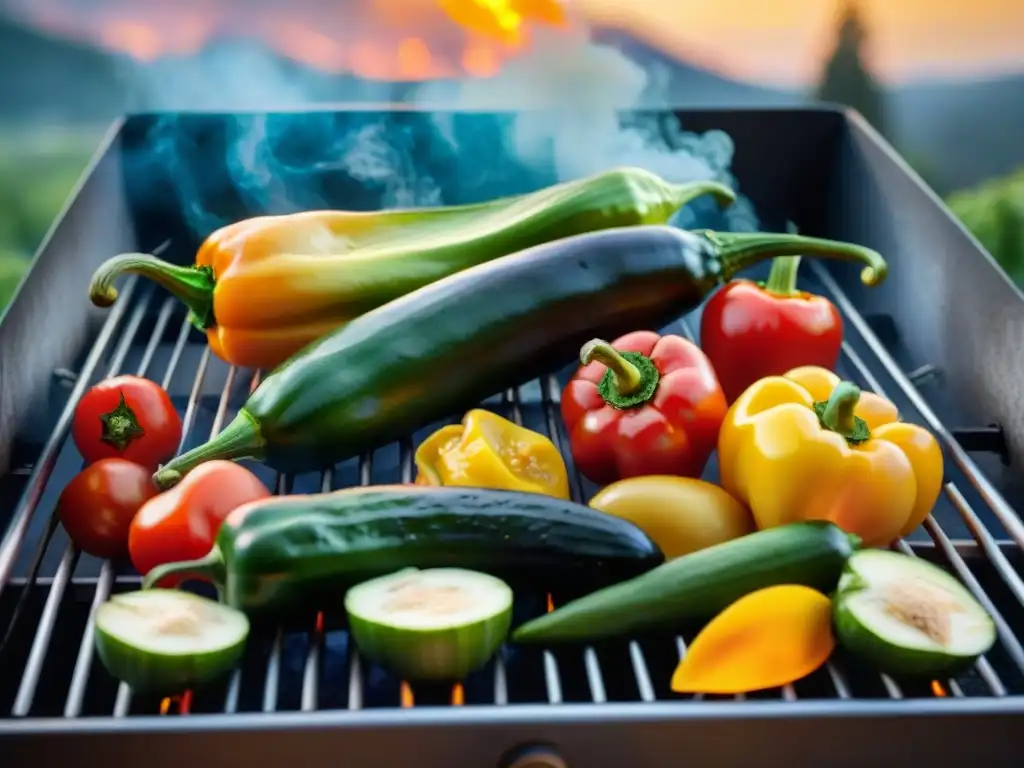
[128, 460, 271, 587]
[700, 255, 844, 403]
[561, 331, 727, 485]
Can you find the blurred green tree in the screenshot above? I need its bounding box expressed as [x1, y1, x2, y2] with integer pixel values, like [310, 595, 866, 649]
[948, 169, 1024, 283]
[815, 0, 889, 139]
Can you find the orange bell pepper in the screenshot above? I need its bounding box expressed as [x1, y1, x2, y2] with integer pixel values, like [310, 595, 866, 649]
[718, 366, 944, 547]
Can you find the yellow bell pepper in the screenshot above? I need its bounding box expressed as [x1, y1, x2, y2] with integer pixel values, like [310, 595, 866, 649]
[414, 409, 570, 499]
[718, 366, 943, 547]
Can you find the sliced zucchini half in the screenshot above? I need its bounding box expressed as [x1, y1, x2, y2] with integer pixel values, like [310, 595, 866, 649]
[94, 589, 249, 693]
[832, 549, 996, 678]
[345, 567, 513, 681]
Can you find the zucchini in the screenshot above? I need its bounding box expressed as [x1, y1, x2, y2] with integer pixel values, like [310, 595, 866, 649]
[152, 226, 887, 485]
[832, 549, 996, 678]
[141, 485, 663, 616]
[513, 521, 860, 644]
[93, 589, 249, 693]
[346, 568, 512, 681]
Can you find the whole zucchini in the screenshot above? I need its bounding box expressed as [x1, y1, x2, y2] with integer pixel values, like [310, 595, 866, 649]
[140, 485, 664, 616]
[513, 521, 861, 644]
[154, 225, 886, 484]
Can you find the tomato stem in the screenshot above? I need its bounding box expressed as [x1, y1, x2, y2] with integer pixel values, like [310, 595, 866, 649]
[99, 392, 145, 451]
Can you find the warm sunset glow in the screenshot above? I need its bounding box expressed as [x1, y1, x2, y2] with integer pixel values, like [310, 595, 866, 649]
[5, 0, 1020, 85]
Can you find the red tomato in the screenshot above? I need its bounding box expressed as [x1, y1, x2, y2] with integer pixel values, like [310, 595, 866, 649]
[72, 375, 182, 469]
[58, 459, 157, 558]
[129, 460, 271, 586]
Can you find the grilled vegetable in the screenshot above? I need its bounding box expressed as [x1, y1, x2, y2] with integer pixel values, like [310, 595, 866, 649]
[89, 169, 735, 370]
[563, 332, 727, 484]
[72, 375, 182, 469]
[346, 568, 512, 681]
[414, 409, 569, 498]
[93, 590, 249, 693]
[513, 521, 860, 644]
[588, 476, 754, 560]
[718, 366, 944, 547]
[141, 485, 663, 616]
[700, 254, 845, 402]
[152, 226, 887, 486]
[129, 461, 271, 587]
[58, 458, 157, 558]
[671, 585, 835, 694]
[832, 550, 996, 678]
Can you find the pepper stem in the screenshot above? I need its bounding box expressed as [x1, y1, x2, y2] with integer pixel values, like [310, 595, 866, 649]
[581, 339, 643, 395]
[153, 411, 265, 490]
[816, 382, 872, 444]
[667, 180, 737, 213]
[701, 231, 888, 287]
[580, 339, 661, 410]
[99, 392, 145, 451]
[142, 547, 226, 591]
[763, 256, 803, 295]
[89, 253, 217, 331]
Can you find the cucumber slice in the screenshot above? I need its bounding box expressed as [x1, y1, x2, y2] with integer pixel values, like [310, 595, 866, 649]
[833, 549, 996, 678]
[94, 589, 249, 693]
[345, 568, 513, 681]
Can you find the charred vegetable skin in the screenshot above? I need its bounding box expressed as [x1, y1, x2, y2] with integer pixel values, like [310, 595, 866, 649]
[153, 226, 887, 484]
[87, 169, 735, 370]
[141, 485, 663, 615]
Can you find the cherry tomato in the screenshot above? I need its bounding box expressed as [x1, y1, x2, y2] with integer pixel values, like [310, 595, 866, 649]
[72, 375, 182, 470]
[58, 459, 157, 558]
[129, 460, 271, 586]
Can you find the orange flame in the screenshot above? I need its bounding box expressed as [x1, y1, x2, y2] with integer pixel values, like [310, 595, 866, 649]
[931, 680, 947, 697]
[14, 0, 572, 80]
[400, 681, 415, 707]
[451, 683, 465, 705]
[546, 593, 555, 612]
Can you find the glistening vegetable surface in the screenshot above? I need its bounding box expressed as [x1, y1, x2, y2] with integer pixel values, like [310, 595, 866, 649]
[513, 521, 859, 644]
[414, 409, 569, 498]
[93, 589, 250, 694]
[345, 568, 513, 682]
[152, 226, 888, 485]
[88, 168, 735, 369]
[562, 332, 727, 484]
[832, 550, 996, 678]
[700, 254, 845, 402]
[718, 366, 944, 546]
[141, 485, 663, 616]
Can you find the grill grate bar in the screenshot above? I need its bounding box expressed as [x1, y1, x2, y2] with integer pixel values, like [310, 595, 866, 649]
[810, 261, 1024, 551]
[299, 468, 334, 712]
[10, 288, 155, 716]
[629, 642, 656, 702]
[221, 367, 261, 715]
[0, 276, 141, 596]
[505, 386, 564, 705]
[64, 308, 194, 718]
[344, 455, 373, 712]
[944, 483, 1024, 609]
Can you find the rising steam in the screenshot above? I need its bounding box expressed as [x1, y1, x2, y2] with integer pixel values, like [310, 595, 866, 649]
[128, 29, 759, 239]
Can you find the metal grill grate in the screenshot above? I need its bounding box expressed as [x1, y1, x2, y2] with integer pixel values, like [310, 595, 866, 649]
[1, 252, 1024, 723]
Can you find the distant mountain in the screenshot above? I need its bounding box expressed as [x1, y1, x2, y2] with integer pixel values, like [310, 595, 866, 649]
[0, 15, 127, 120]
[1, 11, 1022, 191]
[888, 73, 1024, 191]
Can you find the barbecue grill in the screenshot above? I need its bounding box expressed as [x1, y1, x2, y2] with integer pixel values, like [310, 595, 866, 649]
[2, 107, 1024, 767]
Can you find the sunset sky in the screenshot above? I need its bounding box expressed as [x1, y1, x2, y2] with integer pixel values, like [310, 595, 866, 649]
[7, 0, 1024, 86]
[582, 0, 1024, 85]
